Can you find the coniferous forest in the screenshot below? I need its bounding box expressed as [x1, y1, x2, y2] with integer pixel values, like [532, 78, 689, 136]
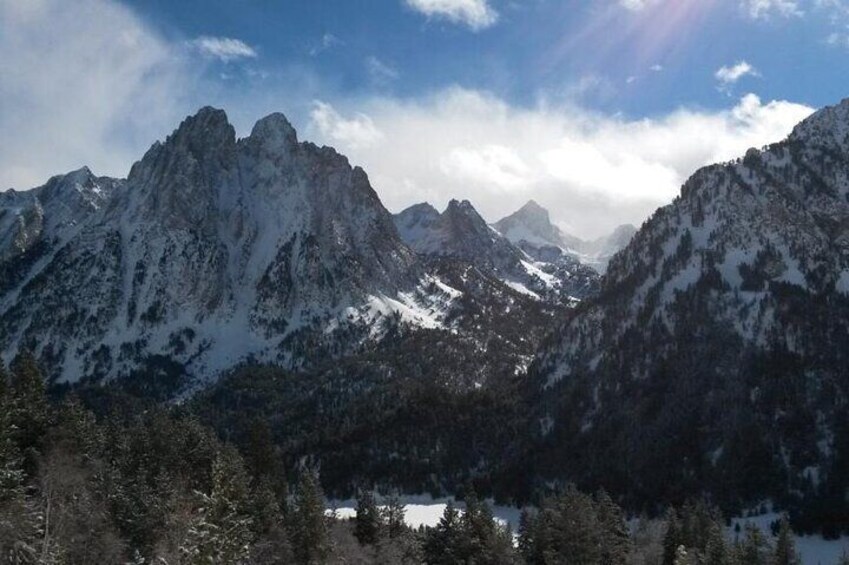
[0, 351, 830, 564]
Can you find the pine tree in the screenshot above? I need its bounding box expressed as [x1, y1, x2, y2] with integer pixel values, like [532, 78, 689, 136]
[772, 517, 800, 565]
[0, 379, 41, 563]
[0, 359, 8, 399]
[382, 491, 407, 539]
[517, 508, 535, 563]
[289, 469, 329, 565]
[247, 477, 292, 565]
[516, 486, 600, 565]
[423, 501, 462, 565]
[9, 350, 48, 476]
[58, 395, 103, 459]
[354, 489, 382, 545]
[0, 377, 22, 498]
[679, 500, 720, 555]
[180, 445, 254, 564]
[249, 477, 283, 535]
[663, 508, 684, 565]
[244, 419, 289, 521]
[739, 523, 770, 565]
[596, 489, 631, 565]
[703, 523, 729, 565]
[462, 485, 487, 559]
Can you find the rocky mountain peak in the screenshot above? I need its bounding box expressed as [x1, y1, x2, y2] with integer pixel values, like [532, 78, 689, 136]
[493, 199, 564, 249]
[401, 202, 440, 218]
[516, 199, 551, 222]
[443, 199, 490, 232]
[246, 112, 299, 153]
[169, 106, 235, 153]
[0, 106, 426, 381]
[788, 96, 849, 149]
[128, 107, 237, 186]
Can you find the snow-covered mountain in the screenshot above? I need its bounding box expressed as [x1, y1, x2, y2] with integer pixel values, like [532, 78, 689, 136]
[0, 108, 472, 382]
[491, 200, 581, 251]
[530, 97, 849, 512]
[492, 200, 635, 273]
[394, 200, 599, 304]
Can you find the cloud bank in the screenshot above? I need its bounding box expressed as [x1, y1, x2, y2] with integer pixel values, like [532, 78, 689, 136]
[307, 90, 813, 237]
[0, 0, 196, 190]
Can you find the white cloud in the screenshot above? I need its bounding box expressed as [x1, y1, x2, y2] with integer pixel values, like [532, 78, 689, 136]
[405, 0, 498, 30]
[310, 101, 385, 149]
[826, 30, 849, 45]
[0, 0, 197, 190]
[366, 56, 400, 86]
[819, 1, 849, 45]
[741, 0, 803, 19]
[619, 0, 660, 11]
[310, 33, 343, 56]
[441, 145, 531, 190]
[306, 89, 813, 238]
[715, 61, 759, 85]
[650, 64, 664, 72]
[190, 36, 257, 62]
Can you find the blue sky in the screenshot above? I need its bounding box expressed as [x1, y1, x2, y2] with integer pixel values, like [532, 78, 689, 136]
[1, 0, 847, 236]
[119, 0, 849, 114]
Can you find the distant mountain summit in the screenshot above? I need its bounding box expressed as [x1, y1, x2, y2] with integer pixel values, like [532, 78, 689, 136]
[396, 199, 526, 267]
[492, 200, 580, 249]
[492, 200, 635, 272]
[394, 199, 599, 304]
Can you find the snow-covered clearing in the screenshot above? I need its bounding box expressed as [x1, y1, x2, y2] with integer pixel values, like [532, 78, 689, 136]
[327, 494, 523, 531]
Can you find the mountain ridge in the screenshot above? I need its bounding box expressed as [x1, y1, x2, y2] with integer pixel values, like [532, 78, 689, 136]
[528, 96, 849, 520]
